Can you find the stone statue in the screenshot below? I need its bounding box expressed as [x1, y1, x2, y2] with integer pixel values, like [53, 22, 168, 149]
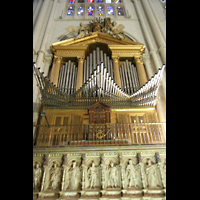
[88, 162, 98, 189]
[126, 160, 137, 188]
[69, 161, 81, 190]
[63, 165, 70, 191]
[145, 160, 161, 188]
[33, 163, 42, 191]
[65, 22, 92, 40]
[108, 162, 119, 188]
[49, 163, 62, 190]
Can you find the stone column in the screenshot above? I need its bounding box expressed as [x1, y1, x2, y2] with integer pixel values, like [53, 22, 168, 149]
[50, 55, 62, 86]
[33, 0, 51, 51]
[141, 0, 166, 64]
[112, 56, 122, 88]
[142, 54, 155, 80]
[76, 56, 85, 91]
[134, 55, 148, 87]
[33, 0, 43, 27]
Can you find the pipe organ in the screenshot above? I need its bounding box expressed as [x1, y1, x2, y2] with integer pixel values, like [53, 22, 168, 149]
[56, 47, 140, 97]
[119, 60, 140, 95]
[57, 61, 78, 95]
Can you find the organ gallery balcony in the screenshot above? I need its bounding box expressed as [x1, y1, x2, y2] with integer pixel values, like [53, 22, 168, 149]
[33, 122, 166, 147]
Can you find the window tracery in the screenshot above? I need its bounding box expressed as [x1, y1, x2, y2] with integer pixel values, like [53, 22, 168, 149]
[65, 0, 126, 19]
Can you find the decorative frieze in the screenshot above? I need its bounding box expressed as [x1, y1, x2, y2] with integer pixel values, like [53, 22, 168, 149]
[33, 149, 166, 199]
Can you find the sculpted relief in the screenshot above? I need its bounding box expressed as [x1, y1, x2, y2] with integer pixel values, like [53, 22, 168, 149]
[64, 17, 125, 41]
[63, 160, 82, 191]
[43, 161, 62, 191]
[33, 151, 166, 198]
[33, 162, 42, 192]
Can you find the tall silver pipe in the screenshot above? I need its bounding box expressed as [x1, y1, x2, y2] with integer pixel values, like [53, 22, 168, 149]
[133, 65, 140, 90]
[119, 67, 124, 90]
[71, 65, 75, 94]
[104, 53, 107, 69]
[100, 50, 103, 63]
[83, 59, 86, 84]
[121, 64, 127, 93]
[107, 56, 110, 75]
[126, 60, 133, 94]
[63, 62, 69, 93]
[93, 50, 96, 71]
[124, 61, 130, 95]
[90, 53, 93, 75]
[96, 47, 100, 66]
[129, 63, 136, 92]
[87, 56, 89, 80]
[68, 63, 73, 95]
[100, 62, 104, 96]
[131, 64, 137, 91]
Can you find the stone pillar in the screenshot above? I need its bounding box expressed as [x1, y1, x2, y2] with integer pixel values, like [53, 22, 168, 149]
[33, 0, 51, 51]
[112, 56, 122, 88]
[33, 0, 43, 27]
[141, 0, 166, 64]
[76, 56, 85, 91]
[134, 55, 148, 87]
[142, 54, 155, 80]
[50, 55, 62, 86]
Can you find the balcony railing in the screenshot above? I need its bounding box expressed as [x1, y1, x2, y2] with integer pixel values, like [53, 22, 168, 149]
[33, 122, 166, 147]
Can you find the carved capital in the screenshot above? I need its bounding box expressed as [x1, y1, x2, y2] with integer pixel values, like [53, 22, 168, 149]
[134, 55, 143, 64]
[112, 55, 119, 62]
[54, 55, 62, 63]
[77, 56, 85, 63]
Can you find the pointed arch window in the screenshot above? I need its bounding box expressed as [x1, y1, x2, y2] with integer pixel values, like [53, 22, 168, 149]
[115, 0, 121, 3]
[97, 6, 104, 15]
[88, 6, 94, 15]
[67, 6, 74, 15]
[117, 6, 123, 15]
[69, 0, 75, 3]
[78, 0, 85, 2]
[87, 0, 94, 2]
[77, 6, 84, 15]
[97, 0, 104, 2]
[107, 6, 114, 15]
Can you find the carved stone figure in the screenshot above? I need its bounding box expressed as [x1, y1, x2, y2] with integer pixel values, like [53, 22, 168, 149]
[49, 163, 62, 190]
[63, 165, 70, 191]
[33, 163, 42, 191]
[69, 161, 81, 190]
[126, 160, 137, 188]
[108, 162, 119, 188]
[145, 159, 161, 188]
[88, 162, 98, 189]
[65, 22, 92, 40]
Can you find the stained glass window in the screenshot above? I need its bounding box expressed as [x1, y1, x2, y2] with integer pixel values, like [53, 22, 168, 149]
[115, 0, 121, 3]
[97, 6, 104, 15]
[69, 0, 75, 3]
[160, 0, 166, 3]
[88, 6, 94, 15]
[107, 6, 114, 15]
[87, 0, 94, 2]
[77, 7, 84, 15]
[105, 0, 112, 3]
[78, 0, 85, 2]
[117, 6, 123, 15]
[97, 0, 103, 2]
[67, 7, 74, 15]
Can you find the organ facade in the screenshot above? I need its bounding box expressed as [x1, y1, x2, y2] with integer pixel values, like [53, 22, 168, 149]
[33, 1, 166, 199]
